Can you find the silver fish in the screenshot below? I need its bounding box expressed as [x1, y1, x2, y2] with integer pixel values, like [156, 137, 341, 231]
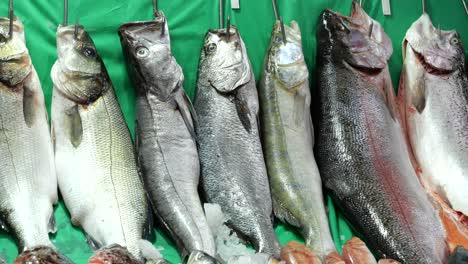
[0, 17, 58, 251]
[51, 24, 149, 259]
[258, 20, 336, 259]
[195, 26, 280, 257]
[118, 13, 215, 257]
[398, 14, 468, 216]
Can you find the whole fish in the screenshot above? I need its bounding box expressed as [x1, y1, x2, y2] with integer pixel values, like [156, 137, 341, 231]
[51, 24, 149, 259]
[315, 3, 448, 263]
[195, 26, 280, 257]
[258, 20, 336, 259]
[0, 17, 60, 254]
[118, 13, 215, 257]
[398, 14, 468, 217]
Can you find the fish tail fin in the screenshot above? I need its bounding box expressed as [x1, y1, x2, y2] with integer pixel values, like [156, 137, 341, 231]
[137, 240, 164, 262]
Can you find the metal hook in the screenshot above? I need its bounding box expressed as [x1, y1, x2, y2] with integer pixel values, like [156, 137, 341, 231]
[226, 15, 231, 42]
[369, 21, 374, 38]
[280, 17, 286, 44]
[422, 0, 426, 14]
[153, 0, 158, 17]
[219, 0, 224, 29]
[462, 0, 468, 15]
[272, 0, 279, 20]
[74, 18, 79, 39]
[160, 16, 166, 36]
[63, 0, 68, 26]
[8, 0, 13, 39]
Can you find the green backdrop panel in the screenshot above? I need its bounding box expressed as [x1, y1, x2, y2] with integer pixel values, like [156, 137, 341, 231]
[0, 0, 467, 263]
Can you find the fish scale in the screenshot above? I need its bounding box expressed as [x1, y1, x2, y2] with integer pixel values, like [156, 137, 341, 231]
[315, 4, 448, 263]
[0, 17, 57, 251]
[51, 24, 148, 260]
[195, 27, 280, 257]
[119, 16, 215, 258]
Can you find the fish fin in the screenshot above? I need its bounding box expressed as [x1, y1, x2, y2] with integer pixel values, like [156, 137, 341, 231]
[63, 105, 83, 148]
[142, 204, 154, 240]
[411, 75, 426, 113]
[86, 234, 102, 251]
[234, 93, 252, 133]
[293, 91, 306, 128]
[48, 215, 57, 234]
[23, 83, 38, 128]
[272, 199, 301, 229]
[174, 92, 197, 141]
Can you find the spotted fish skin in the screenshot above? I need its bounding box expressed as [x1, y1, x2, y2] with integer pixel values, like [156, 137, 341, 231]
[314, 3, 448, 263]
[51, 24, 148, 259]
[258, 20, 335, 259]
[118, 13, 215, 258]
[0, 17, 58, 251]
[195, 26, 280, 257]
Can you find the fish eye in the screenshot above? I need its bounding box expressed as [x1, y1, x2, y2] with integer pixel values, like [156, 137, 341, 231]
[136, 47, 150, 58]
[450, 38, 459, 45]
[205, 43, 217, 54]
[83, 47, 96, 58]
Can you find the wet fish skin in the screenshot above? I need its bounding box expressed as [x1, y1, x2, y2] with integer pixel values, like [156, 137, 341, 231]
[195, 27, 280, 257]
[118, 13, 215, 258]
[51, 24, 149, 259]
[398, 14, 468, 216]
[315, 3, 447, 263]
[259, 20, 335, 258]
[0, 17, 58, 250]
[187, 251, 221, 264]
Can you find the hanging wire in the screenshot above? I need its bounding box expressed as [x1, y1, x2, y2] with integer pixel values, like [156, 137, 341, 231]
[369, 21, 374, 37]
[8, 0, 13, 39]
[462, 0, 468, 15]
[422, 0, 426, 14]
[219, 0, 224, 29]
[153, 0, 158, 17]
[280, 17, 287, 44]
[272, 0, 279, 20]
[63, 0, 68, 26]
[226, 15, 231, 41]
[74, 18, 79, 39]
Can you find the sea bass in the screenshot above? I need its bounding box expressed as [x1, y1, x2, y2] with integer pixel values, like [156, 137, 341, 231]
[258, 20, 335, 259]
[118, 12, 215, 257]
[0, 17, 59, 252]
[195, 26, 280, 257]
[398, 14, 468, 217]
[314, 3, 448, 263]
[51, 24, 149, 259]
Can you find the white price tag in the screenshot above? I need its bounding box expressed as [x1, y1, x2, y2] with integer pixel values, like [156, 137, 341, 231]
[231, 0, 240, 9]
[382, 0, 391, 15]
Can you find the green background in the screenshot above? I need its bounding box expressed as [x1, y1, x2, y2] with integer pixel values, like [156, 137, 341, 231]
[0, 0, 467, 263]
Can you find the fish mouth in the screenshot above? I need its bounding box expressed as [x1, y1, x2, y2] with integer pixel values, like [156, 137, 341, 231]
[344, 60, 383, 76]
[118, 20, 165, 37]
[407, 43, 455, 75]
[208, 26, 239, 42]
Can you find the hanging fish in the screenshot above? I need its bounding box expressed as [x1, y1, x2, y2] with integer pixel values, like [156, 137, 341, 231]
[314, 2, 448, 263]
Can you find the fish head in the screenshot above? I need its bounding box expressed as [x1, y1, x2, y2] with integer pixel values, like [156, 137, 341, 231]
[13, 246, 74, 264]
[0, 17, 32, 87]
[318, 2, 392, 71]
[53, 24, 108, 104]
[403, 14, 464, 74]
[119, 13, 183, 100]
[88, 244, 142, 264]
[186, 250, 219, 264]
[268, 20, 309, 91]
[199, 26, 251, 93]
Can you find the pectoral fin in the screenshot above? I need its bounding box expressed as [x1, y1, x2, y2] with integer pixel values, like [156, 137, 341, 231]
[23, 84, 38, 128]
[234, 95, 252, 134]
[174, 92, 197, 141]
[412, 77, 426, 113]
[63, 105, 83, 148]
[48, 215, 57, 234]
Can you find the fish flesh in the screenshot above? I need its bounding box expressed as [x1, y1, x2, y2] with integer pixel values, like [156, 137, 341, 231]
[194, 26, 280, 257]
[258, 20, 335, 259]
[0, 17, 59, 251]
[51, 24, 149, 259]
[398, 14, 468, 216]
[314, 3, 448, 263]
[14, 246, 74, 264]
[88, 245, 142, 264]
[118, 12, 215, 258]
